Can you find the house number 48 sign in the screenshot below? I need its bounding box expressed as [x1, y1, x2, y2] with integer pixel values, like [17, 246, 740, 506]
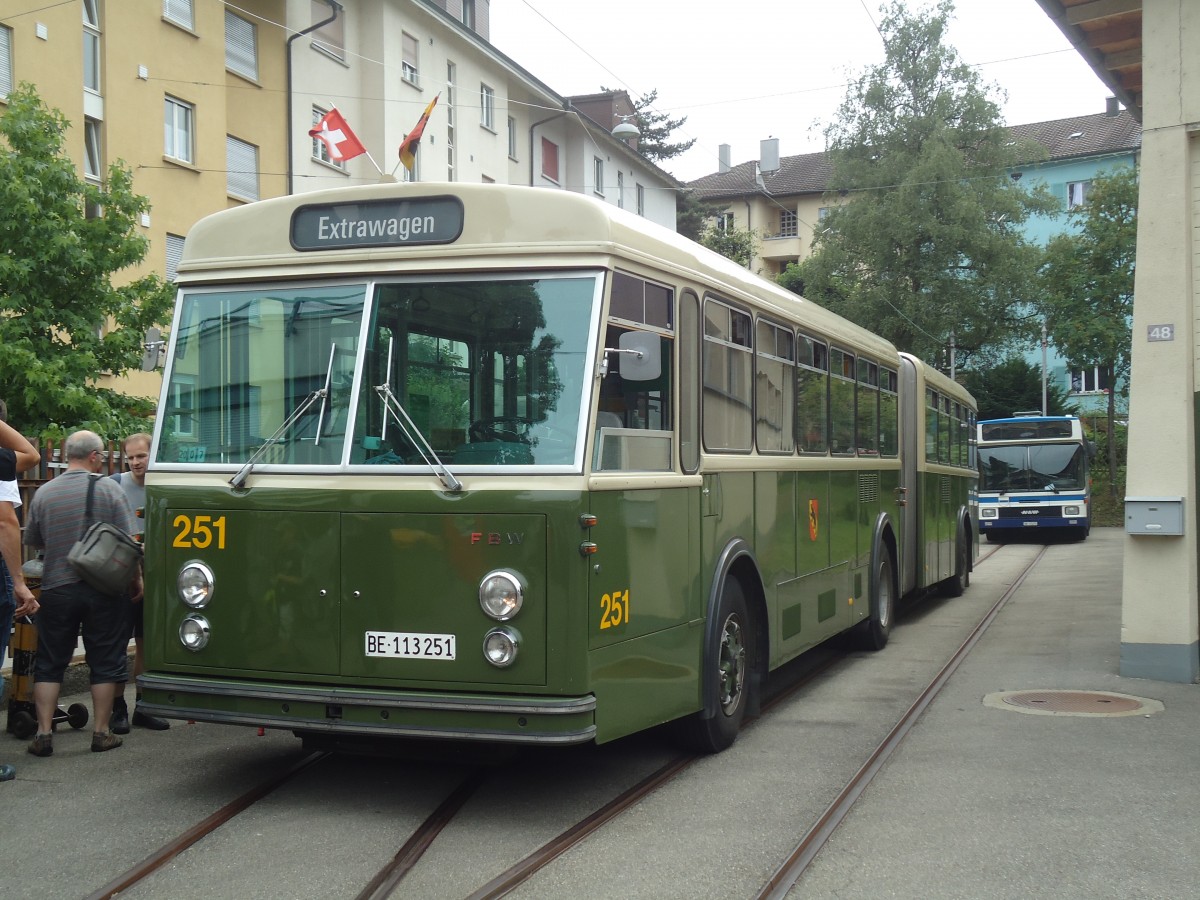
[1147, 324, 1175, 342]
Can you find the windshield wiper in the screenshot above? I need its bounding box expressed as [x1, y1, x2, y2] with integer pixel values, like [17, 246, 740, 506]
[374, 383, 463, 493]
[229, 387, 327, 490]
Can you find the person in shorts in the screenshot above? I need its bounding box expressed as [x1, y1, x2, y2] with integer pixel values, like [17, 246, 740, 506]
[23, 430, 140, 756]
[0, 407, 40, 779]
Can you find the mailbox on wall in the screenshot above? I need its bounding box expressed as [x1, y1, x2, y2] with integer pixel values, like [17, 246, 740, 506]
[1124, 497, 1186, 536]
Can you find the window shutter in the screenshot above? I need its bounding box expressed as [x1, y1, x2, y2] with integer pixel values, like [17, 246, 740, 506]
[225, 11, 257, 80]
[226, 136, 259, 201]
[0, 26, 12, 97]
[165, 234, 185, 281]
[163, 0, 194, 29]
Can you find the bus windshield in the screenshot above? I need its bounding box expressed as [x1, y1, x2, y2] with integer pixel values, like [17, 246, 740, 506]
[978, 443, 1088, 493]
[156, 274, 600, 469]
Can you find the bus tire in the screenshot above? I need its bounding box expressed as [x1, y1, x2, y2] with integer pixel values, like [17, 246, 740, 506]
[944, 520, 970, 597]
[855, 546, 896, 651]
[674, 578, 750, 754]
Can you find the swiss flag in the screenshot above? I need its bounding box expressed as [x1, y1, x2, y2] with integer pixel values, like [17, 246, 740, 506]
[309, 108, 367, 162]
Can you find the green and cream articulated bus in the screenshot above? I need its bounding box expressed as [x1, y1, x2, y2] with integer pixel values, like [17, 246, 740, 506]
[139, 183, 977, 753]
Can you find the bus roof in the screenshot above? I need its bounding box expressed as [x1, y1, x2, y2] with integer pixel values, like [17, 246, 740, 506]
[178, 182, 899, 363]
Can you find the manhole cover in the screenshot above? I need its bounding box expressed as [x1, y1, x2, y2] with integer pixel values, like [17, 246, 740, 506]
[983, 690, 1163, 717]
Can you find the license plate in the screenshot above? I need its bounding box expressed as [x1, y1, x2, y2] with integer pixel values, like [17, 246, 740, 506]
[365, 631, 456, 660]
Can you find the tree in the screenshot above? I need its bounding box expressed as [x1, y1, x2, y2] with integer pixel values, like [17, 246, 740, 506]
[675, 190, 722, 243]
[0, 85, 174, 439]
[699, 222, 758, 270]
[1038, 166, 1137, 494]
[605, 87, 696, 162]
[794, 0, 1056, 370]
[961, 357, 1075, 421]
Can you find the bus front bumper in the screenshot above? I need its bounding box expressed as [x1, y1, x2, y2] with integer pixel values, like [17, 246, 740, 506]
[138, 673, 597, 745]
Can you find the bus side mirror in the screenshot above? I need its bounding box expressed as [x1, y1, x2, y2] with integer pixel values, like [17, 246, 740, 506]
[617, 331, 661, 382]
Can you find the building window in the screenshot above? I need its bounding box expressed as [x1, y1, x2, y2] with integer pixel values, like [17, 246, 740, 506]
[226, 135, 259, 201]
[163, 0, 194, 30]
[311, 0, 345, 61]
[594, 157, 604, 196]
[165, 233, 186, 281]
[717, 212, 734, 232]
[617, 171, 624, 209]
[401, 32, 419, 86]
[164, 96, 194, 164]
[461, 0, 476, 29]
[541, 137, 559, 183]
[83, 0, 101, 93]
[83, 118, 102, 181]
[311, 105, 345, 169]
[1067, 180, 1091, 209]
[1070, 366, 1110, 394]
[507, 116, 517, 159]
[446, 62, 456, 181]
[778, 209, 797, 237]
[225, 10, 258, 81]
[0, 24, 11, 99]
[636, 183, 645, 216]
[480, 83, 495, 130]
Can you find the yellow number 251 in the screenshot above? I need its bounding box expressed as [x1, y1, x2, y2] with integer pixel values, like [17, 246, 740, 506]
[172, 514, 227, 550]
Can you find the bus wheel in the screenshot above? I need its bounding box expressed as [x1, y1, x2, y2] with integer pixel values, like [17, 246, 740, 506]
[855, 547, 895, 651]
[944, 521, 970, 597]
[674, 579, 750, 754]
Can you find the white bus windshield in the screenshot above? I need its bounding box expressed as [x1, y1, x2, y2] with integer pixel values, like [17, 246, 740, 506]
[156, 275, 600, 469]
[978, 443, 1088, 493]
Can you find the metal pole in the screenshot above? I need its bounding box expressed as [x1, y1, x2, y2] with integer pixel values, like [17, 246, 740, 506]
[1041, 320, 1048, 415]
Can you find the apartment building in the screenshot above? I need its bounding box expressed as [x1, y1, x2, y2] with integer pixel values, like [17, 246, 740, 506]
[687, 109, 1141, 412]
[0, 0, 679, 399]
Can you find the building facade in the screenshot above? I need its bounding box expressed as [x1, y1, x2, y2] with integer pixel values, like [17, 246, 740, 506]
[687, 111, 1140, 412]
[0, 0, 679, 400]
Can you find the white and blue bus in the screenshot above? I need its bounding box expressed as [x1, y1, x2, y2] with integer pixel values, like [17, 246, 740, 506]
[976, 415, 1092, 542]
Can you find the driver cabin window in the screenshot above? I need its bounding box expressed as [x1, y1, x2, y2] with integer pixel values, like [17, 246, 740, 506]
[595, 271, 674, 471]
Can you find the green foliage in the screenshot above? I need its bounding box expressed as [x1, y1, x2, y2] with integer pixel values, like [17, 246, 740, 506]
[676, 190, 723, 243]
[616, 87, 696, 162]
[1037, 166, 1137, 491]
[961, 357, 1075, 421]
[797, 0, 1056, 368]
[0, 85, 174, 440]
[699, 223, 758, 269]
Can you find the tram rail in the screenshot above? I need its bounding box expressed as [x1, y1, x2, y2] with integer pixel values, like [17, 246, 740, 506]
[67, 541, 1036, 900]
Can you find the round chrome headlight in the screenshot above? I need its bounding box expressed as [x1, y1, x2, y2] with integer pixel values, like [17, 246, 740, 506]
[479, 570, 524, 621]
[482, 627, 520, 667]
[179, 614, 211, 652]
[178, 561, 215, 608]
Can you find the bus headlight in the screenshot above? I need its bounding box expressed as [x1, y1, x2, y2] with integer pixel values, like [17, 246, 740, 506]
[980, 508, 998, 519]
[483, 627, 520, 667]
[1063, 505, 1081, 516]
[179, 614, 211, 652]
[479, 570, 524, 621]
[178, 561, 215, 608]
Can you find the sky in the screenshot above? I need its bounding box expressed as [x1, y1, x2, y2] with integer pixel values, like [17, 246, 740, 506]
[487, 0, 1116, 183]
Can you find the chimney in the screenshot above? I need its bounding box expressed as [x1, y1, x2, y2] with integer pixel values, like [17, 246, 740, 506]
[760, 137, 780, 174]
[1105, 96, 1120, 117]
[718, 144, 731, 174]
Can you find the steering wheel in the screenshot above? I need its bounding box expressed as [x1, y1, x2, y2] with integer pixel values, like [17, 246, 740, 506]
[469, 417, 530, 443]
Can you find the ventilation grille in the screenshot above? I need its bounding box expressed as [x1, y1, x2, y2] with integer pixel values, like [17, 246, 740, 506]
[858, 473, 879, 503]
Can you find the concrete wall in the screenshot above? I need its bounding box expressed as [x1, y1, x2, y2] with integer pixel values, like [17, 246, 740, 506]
[1120, 0, 1200, 682]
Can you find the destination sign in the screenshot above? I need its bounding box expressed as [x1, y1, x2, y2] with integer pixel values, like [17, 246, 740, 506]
[291, 196, 464, 251]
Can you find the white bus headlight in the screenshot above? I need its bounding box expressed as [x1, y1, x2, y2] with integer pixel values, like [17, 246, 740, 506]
[178, 561, 215, 608]
[981, 508, 998, 519]
[479, 570, 524, 621]
[1063, 505, 1081, 516]
[179, 614, 211, 651]
[483, 627, 520, 667]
